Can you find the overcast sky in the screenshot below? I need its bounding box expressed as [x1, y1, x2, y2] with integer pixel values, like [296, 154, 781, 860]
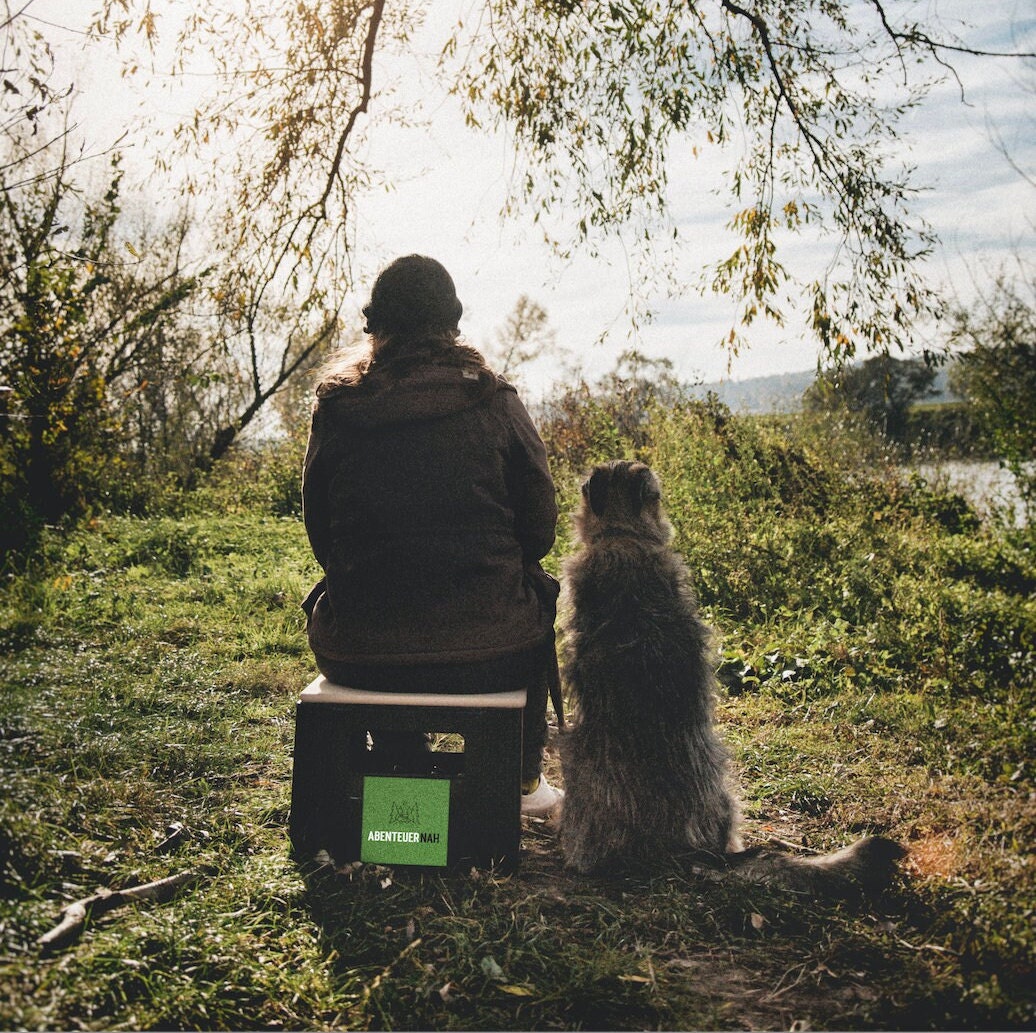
[31, 0, 1036, 398]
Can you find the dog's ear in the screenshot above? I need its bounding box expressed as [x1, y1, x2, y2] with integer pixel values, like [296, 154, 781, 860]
[582, 465, 613, 517]
[633, 465, 661, 513]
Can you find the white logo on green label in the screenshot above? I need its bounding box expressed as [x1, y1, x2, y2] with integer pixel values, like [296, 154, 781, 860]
[361, 776, 450, 866]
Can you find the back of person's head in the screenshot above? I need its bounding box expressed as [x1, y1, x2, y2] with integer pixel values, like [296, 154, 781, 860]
[316, 256, 479, 397]
[362, 255, 463, 337]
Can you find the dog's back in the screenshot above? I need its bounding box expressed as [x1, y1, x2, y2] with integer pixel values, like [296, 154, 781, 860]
[560, 461, 740, 872]
[559, 460, 905, 893]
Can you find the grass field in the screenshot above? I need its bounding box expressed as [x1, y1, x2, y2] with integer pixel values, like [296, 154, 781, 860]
[1, 404, 1033, 1030]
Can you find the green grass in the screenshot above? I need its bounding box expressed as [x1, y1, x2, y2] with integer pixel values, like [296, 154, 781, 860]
[1, 405, 1034, 1030]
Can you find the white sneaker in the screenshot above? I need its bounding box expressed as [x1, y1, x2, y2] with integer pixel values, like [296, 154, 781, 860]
[521, 777, 564, 818]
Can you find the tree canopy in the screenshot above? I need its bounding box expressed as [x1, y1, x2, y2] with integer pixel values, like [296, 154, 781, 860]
[451, 1, 1032, 360]
[803, 353, 937, 441]
[83, 0, 1032, 366]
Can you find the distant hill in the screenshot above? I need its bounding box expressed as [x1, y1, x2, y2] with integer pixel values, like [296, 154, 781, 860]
[691, 367, 957, 414]
[688, 370, 815, 413]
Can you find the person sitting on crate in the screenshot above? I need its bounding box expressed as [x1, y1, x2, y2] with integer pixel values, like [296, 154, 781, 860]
[301, 254, 563, 818]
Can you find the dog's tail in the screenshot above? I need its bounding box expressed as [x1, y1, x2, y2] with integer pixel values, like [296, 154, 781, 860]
[719, 836, 906, 897]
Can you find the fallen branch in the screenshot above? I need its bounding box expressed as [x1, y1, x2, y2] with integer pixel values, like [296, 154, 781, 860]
[38, 870, 200, 953]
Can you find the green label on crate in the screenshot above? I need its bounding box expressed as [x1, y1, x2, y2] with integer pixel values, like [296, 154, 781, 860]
[360, 776, 450, 866]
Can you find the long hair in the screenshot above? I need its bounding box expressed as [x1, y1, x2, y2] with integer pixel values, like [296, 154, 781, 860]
[315, 329, 491, 398]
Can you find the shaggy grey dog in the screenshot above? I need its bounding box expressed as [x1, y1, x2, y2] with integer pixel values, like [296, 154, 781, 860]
[559, 460, 905, 894]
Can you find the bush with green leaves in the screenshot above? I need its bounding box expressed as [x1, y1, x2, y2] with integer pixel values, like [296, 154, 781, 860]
[949, 272, 1036, 519]
[540, 385, 1033, 718]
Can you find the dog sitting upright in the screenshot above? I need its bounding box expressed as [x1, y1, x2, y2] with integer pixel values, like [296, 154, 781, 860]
[559, 460, 904, 895]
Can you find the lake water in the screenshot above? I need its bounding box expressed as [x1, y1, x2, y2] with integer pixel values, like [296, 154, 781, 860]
[912, 459, 1029, 528]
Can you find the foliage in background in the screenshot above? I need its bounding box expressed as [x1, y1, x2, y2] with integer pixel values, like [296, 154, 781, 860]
[449, 1, 1034, 359]
[0, 148, 203, 549]
[536, 349, 687, 474]
[949, 270, 1036, 520]
[86, 0, 1034, 366]
[91, 0, 395, 413]
[802, 354, 938, 444]
[0, 0, 75, 181]
[0, 125, 344, 552]
[4, 2, 1032, 560]
[482, 295, 559, 388]
[902, 401, 990, 460]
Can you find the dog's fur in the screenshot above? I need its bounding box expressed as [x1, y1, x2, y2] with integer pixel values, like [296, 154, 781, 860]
[559, 460, 905, 894]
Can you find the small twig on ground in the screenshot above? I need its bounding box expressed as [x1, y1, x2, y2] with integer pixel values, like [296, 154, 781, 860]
[762, 836, 824, 855]
[359, 937, 424, 1011]
[38, 870, 201, 952]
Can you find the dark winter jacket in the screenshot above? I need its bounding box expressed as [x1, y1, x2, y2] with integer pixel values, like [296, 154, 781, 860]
[302, 346, 559, 667]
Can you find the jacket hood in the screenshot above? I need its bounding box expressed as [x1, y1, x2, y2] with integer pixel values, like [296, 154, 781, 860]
[317, 359, 507, 428]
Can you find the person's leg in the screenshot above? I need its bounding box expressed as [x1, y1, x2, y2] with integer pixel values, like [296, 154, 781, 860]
[521, 644, 550, 783]
[518, 639, 564, 817]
